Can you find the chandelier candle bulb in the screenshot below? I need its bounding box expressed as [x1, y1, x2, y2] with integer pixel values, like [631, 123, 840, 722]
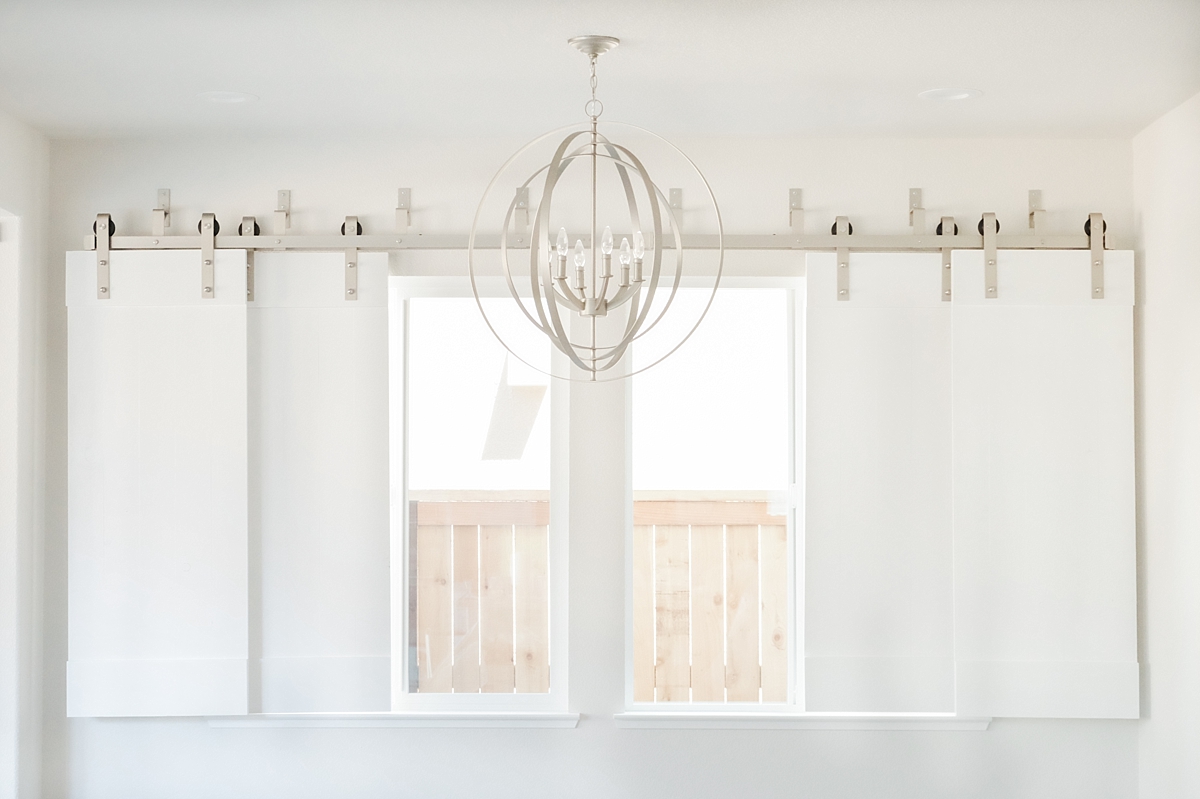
[619, 237, 632, 287]
[573, 240, 587, 292]
[556, 227, 569, 279]
[601, 226, 614, 278]
[633, 230, 645, 283]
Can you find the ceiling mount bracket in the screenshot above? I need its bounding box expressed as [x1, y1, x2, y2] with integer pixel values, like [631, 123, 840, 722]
[789, 188, 804, 233]
[1029, 190, 1046, 232]
[909, 188, 925, 234]
[513, 187, 530, 247]
[396, 188, 411, 233]
[152, 189, 170, 236]
[274, 190, 291, 236]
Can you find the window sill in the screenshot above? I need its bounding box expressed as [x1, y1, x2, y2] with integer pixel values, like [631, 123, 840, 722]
[612, 712, 991, 731]
[207, 712, 580, 729]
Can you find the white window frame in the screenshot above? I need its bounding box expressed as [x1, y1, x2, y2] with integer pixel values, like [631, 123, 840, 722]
[621, 275, 805, 717]
[389, 276, 570, 715]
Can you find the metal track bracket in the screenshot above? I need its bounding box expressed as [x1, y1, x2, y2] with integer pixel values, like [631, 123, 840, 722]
[1029, 190, 1046, 232]
[789, 188, 804, 230]
[344, 215, 359, 301]
[274, 190, 291, 236]
[396, 188, 411, 233]
[95, 213, 111, 299]
[835, 215, 851, 301]
[909, 188, 925, 234]
[513, 187, 530, 247]
[152, 189, 170, 236]
[1089, 212, 1105, 299]
[200, 213, 216, 298]
[982, 213, 998, 299]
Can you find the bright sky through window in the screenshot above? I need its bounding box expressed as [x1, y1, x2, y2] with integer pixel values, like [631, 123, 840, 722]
[407, 298, 551, 491]
[634, 288, 790, 492]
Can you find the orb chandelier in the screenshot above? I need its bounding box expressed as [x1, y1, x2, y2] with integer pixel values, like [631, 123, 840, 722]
[469, 35, 723, 382]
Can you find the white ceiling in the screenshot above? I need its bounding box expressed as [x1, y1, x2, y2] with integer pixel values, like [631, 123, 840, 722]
[1, 0, 1198, 139]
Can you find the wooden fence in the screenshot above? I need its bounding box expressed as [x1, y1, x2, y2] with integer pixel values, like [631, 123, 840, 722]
[411, 497, 789, 701]
[411, 501, 550, 693]
[633, 501, 789, 702]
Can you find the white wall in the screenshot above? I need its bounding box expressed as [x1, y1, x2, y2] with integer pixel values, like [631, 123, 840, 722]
[1132, 89, 1200, 798]
[43, 133, 1139, 798]
[0, 109, 48, 799]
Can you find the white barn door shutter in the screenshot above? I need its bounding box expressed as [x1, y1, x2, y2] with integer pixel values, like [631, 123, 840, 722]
[250, 252, 391, 712]
[951, 250, 1138, 719]
[805, 253, 955, 712]
[66, 250, 249, 717]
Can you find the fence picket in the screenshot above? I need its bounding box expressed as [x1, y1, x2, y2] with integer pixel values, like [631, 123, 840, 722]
[452, 525, 481, 693]
[633, 524, 656, 702]
[726, 524, 760, 701]
[760, 524, 789, 702]
[480, 524, 516, 692]
[416, 525, 453, 692]
[514, 524, 550, 693]
[690, 525, 726, 701]
[655, 524, 691, 701]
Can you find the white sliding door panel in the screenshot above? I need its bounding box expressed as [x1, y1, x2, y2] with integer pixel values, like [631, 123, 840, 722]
[805, 253, 954, 712]
[250, 252, 390, 712]
[66, 250, 248, 717]
[951, 249, 1137, 719]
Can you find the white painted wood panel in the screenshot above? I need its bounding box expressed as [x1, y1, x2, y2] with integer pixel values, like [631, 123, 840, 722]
[249, 252, 390, 712]
[805, 252, 955, 712]
[66, 249, 248, 717]
[951, 249, 1138, 718]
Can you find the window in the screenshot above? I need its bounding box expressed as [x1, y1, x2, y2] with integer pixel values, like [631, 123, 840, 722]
[630, 283, 798, 705]
[391, 279, 566, 710]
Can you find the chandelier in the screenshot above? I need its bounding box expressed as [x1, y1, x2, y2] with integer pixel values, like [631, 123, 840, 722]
[469, 35, 723, 382]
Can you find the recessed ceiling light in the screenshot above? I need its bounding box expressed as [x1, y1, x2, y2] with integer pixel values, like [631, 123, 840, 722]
[196, 91, 259, 104]
[918, 87, 982, 102]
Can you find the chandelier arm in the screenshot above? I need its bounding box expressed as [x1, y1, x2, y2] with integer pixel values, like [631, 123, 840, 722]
[551, 280, 585, 311]
[542, 264, 595, 374]
[591, 287, 649, 369]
